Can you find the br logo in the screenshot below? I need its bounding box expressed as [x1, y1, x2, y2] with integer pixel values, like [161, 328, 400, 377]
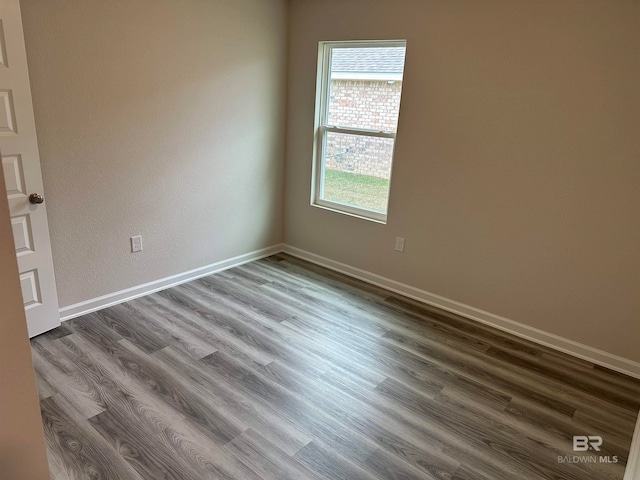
[573, 436, 603, 452]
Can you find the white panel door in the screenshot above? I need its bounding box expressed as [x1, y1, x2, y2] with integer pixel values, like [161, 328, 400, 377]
[0, 0, 59, 337]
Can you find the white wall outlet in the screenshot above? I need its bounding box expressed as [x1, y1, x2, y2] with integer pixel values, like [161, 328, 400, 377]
[395, 236, 405, 252]
[131, 235, 143, 253]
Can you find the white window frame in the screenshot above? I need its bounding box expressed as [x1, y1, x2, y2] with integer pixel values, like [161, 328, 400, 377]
[311, 39, 406, 224]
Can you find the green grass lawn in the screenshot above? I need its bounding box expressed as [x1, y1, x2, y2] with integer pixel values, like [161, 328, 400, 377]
[322, 169, 390, 213]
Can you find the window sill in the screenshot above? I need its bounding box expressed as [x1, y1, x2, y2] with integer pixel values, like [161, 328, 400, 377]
[311, 201, 387, 224]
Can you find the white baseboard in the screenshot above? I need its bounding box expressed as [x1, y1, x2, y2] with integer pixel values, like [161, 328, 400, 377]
[59, 240, 640, 381]
[282, 244, 640, 380]
[59, 244, 284, 322]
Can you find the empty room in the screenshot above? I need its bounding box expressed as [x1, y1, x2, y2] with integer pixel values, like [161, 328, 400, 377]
[1, 0, 639, 479]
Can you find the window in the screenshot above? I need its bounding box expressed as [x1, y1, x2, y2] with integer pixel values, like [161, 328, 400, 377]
[312, 40, 407, 223]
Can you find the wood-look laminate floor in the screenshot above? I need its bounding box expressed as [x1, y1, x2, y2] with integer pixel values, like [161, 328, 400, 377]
[32, 254, 640, 480]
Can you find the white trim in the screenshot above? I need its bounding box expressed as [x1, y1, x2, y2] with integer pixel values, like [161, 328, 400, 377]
[324, 125, 396, 139]
[281, 244, 640, 380]
[58, 244, 283, 322]
[324, 39, 408, 50]
[58, 240, 640, 381]
[625, 413, 640, 480]
[314, 199, 387, 224]
[331, 72, 403, 81]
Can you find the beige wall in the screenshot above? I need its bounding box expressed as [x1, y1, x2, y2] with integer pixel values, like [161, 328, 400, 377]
[20, 0, 287, 307]
[0, 171, 49, 479]
[285, 0, 640, 362]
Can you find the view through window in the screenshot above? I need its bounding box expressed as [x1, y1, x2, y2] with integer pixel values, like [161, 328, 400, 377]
[313, 41, 407, 222]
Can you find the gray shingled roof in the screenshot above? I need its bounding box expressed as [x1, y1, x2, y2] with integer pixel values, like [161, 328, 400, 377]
[331, 47, 406, 74]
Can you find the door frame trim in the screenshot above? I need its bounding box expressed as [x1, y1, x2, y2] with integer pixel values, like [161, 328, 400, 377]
[625, 414, 640, 480]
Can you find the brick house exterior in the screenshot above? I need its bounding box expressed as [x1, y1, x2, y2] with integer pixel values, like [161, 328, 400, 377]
[326, 79, 402, 179]
[324, 47, 405, 180]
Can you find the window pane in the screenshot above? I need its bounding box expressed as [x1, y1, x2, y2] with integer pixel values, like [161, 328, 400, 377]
[327, 47, 405, 132]
[321, 131, 394, 213]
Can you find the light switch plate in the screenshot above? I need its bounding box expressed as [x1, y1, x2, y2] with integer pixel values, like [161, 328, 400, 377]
[131, 235, 143, 253]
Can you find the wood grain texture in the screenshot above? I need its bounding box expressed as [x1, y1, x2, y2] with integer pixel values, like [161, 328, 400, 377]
[32, 254, 640, 479]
